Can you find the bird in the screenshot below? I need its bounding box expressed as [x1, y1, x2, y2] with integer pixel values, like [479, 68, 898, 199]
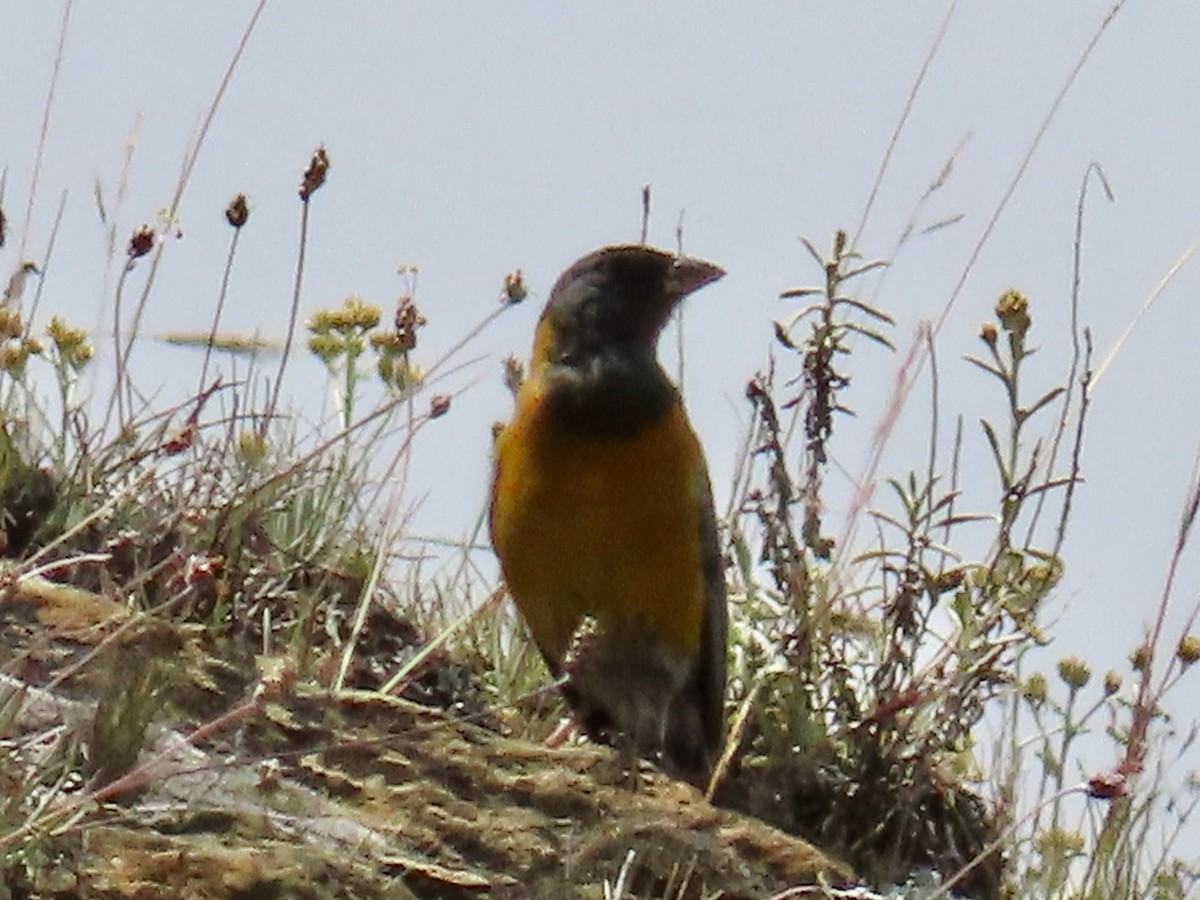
[489, 243, 728, 786]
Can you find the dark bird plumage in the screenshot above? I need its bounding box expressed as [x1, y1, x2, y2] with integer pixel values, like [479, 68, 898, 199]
[489, 244, 727, 785]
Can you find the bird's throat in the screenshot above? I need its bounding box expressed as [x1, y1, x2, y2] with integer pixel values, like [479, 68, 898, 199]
[543, 350, 677, 439]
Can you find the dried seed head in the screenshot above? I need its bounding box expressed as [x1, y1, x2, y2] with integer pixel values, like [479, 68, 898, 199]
[1103, 670, 1122, 696]
[299, 146, 330, 201]
[979, 321, 998, 347]
[46, 315, 95, 371]
[47, 315, 84, 349]
[430, 394, 451, 418]
[995, 289, 1030, 338]
[0, 308, 22, 339]
[1177, 634, 1200, 666]
[377, 355, 423, 392]
[502, 269, 527, 305]
[1130, 643, 1151, 672]
[1025, 561, 1061, 592]
[0, 342, 29, 375]
[1022, 672, 1047, 707]
[308, 309, 334, 335]
[1087, 770, 1127, 801]
[369, 330, 401, 352]
[1056, 655, 1091, 691]
[71, 343, 94, 368]
[345, 296, 381, 331]
[393, 295, 426, 352]
[225, 193, 250, 228]
[307, 332, 344, 364]
[312, 296, 382, 336]
[128, 225, 155, 260]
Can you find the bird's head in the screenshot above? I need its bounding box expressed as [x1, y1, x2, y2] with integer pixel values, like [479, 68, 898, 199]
[534, 245, 724, 367]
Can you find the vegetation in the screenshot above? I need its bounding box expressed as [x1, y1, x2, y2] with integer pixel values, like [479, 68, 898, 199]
[1, 2, 1197, 898]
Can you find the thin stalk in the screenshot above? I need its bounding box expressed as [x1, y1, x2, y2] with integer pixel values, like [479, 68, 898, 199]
[264, 196, 311, 431]
[18, 0, 72, 262]
[199, 226, 243, 394]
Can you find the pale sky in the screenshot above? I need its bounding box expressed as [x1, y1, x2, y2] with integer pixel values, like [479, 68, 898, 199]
[4, 0, 1199, 861]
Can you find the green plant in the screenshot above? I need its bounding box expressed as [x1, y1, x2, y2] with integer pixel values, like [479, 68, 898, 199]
[716, 230, 1100, 897]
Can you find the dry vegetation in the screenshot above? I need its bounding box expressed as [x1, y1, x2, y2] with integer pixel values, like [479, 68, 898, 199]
[2, 2, 1198, 898]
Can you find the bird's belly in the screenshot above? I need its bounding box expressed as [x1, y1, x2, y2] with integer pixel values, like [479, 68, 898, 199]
[491, 402, 707, 666]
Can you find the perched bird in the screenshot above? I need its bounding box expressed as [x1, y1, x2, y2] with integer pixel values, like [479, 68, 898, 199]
[489, 244, 727, 786]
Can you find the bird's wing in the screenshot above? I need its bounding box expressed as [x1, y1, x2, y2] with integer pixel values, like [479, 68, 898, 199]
[662, 465, 728, 783]
[695, 467, 729, 760]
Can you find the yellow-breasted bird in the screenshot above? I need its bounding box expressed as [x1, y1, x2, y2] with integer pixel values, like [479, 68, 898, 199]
[489, 244, 728, 786]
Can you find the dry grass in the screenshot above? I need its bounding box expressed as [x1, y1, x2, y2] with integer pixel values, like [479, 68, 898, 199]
[1, 1, 1197, 897]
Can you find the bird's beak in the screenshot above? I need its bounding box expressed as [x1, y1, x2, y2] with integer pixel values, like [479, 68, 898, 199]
[666, 256, 725, 301]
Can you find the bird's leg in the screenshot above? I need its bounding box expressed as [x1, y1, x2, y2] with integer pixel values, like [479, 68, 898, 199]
[563, 616, 642, 787]
[616, 730, 643, 792]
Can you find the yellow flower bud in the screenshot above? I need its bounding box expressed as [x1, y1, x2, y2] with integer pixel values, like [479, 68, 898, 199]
[1177, 634, 1200, 667]
[1057, 656, 1091, 691]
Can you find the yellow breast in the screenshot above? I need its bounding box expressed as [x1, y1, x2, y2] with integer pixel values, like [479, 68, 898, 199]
[490, 376, 708, 667]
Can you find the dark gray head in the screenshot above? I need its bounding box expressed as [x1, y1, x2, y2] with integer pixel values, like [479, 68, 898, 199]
[539, 245, 724, 364]
[534, 245, 725, 437]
